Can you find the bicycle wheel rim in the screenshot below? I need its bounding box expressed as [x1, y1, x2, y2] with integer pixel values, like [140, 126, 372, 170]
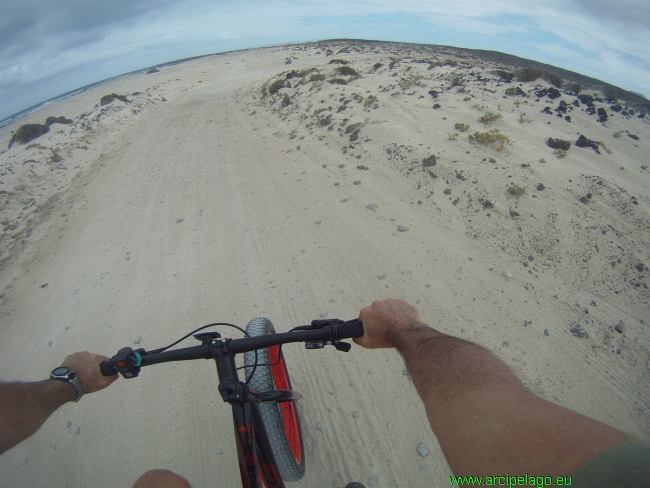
[269, 344, 302, 465]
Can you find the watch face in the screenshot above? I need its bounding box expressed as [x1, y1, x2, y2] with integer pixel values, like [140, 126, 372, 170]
[52, 367, 70, 376]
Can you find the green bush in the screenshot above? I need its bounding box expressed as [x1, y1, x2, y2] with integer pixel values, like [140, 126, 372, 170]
[516, 67, 546, 82]
[364, 95, 378, 108]
[372, 63, 384, 71]
[336, 66, 359, 77]
[268, 79, 285, 95]
[508, 185, 527, 195]
[8, 124, 50, 148]
[299, 68, 318, 77]
[505, 87, 526, 97]
[469, 130, 510, 151]
[495, 70, 514, 81]
[328, 78, 348, 85]
[100, 93, 129, 106]
[45, 116, 73, 126]
[454, 122, 470, 132]
[309, 73, 326, 82]
[329, 59, 350, 65]
[546, 73, 563, 88]
[281, 94, 291, 107]
[478, 111, 502, 126]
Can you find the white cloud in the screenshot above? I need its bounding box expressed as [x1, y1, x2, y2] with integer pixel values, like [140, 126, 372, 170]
[1, 0, 649, 119]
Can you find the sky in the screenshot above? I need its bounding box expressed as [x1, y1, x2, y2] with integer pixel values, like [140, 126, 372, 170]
[1, 0, 649, 121]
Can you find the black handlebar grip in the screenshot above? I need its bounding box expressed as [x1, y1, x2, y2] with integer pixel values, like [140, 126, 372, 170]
[338, 319, 364, 339]
[100, 361, 118, 377]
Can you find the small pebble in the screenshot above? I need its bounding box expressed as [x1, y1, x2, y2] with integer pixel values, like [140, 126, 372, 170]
[349, 381, 354, 387]
[216, 449, 224, 455]
[353, 411, 360, 418]
[385, 356, 391, 362]
[315, 220, 322, 225]
[65, 421, 72, 428]
[134, 336, 142, 344]
[301, 249, 306, 253]
[329, 390, 334, 395]
[544, 329, 550, 336]
[387, 422, 394, 429]
[397, 225, 408, 232]
[340, 199, 348, 203]
[41, 283, 48, 288]
[403, 369, 410, 376]
[73, 426, 81, 435]
[376, 274, 386, 280]
[353, 180, 361, 185]
[417, 442, 429, 457]
[47, 341, 53, 346]
[0, 292, 5, 299]
[368, 475, 378, 486]
[420, 465, 430, 472]
[368, 369, 374, 375]
[316, 423, 324, 431]
[320, 312, 328, 318]
[328, 408, 333, 413]
[294, 278, 299, 282]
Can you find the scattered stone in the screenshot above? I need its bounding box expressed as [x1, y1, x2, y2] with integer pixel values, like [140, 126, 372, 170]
[73, 426, 81, 434]
[65, 421, 72, 428]
[315, 219, 322, 225]
[216, 449, 224, 455]
[368, 369, 374, 375]
[176, 218, 184, 223]
[536, 184, 545, 191]
[48, 341, 53, 346]
[366, 203, 378, 211]
[301, 249, 306, 253]
[353, 180, 361, 185]
[417, 443, 430, 457]
[502, 341, 509, 347]
[41, 283, 48, 289]
[403, 369, 410, 376]
[580, 196, 589, 204]
[433, 103, 441, 109]
[570, 323, 589, 338]
[397, 225, 408, 232]
[349, 381, 354, 387]
[420, 465, 430, 472]
[615, 321, 624, 334]
[634, 263, 646, 272]
[376, 274, 386, 280]
[368, 475, 378, 486]
[576, 135, 600, 152]
[428, 90, 439, 98]
[544, 329, 550, 336]
[523, 320, 531, 327]
[134, 336, 142, 344]
[353, 411, 360, 418]
[320, 312, 328, 318]
[444, 189, 451, 195]
[316, 423, 324, 431]
[541, 107, 552, 115]
[340, 199, 348, 203]
[0, 293, 5, 299]
[329, 390, 335, 395]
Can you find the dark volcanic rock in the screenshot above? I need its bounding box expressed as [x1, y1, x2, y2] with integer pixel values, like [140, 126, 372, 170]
[578, 94, 594, 105]
[576, 135, 600, 153]
[547, 87, 561, 99]
[610, 104, 623, 112]
[597, 108, 608, 122]
[534, 88, 548, 98]
[547, 138, 571, 150]
[422, 155, 437, 168]
[541, 107, 553, 115]
[428, 90, 439, 98]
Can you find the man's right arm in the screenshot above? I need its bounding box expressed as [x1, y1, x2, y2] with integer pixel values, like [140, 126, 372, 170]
[355, 299, 634, 477]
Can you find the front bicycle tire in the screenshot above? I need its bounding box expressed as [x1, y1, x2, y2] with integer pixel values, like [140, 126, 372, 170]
[244, 317, 306, 482]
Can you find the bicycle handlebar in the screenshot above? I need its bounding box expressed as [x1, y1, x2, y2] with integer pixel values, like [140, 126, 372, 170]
[100, 318, 364, 377]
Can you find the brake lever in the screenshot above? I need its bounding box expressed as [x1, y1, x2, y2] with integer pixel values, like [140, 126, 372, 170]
[305, 339, 351, 352]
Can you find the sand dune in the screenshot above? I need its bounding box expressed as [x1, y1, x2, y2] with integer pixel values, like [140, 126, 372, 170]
[0, 40, 649, 487]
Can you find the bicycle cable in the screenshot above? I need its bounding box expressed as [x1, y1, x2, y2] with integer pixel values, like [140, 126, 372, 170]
[146, 322, 306, 384]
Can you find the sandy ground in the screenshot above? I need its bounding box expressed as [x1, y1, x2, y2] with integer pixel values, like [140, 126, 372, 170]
[0, 40, 649, 487]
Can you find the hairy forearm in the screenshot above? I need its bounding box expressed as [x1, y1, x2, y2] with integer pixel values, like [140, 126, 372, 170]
[392, 323, 633, 476]
[0, 380, 76, 455]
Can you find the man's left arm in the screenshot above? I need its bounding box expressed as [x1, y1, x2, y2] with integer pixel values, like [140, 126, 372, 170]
[0, 351, 117, 455]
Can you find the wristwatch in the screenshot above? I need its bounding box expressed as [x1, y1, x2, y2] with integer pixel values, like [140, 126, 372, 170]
[50, 367, 85, 402]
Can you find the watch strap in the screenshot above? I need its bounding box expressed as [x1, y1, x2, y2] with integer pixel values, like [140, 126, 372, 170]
[51, 368, 85, 402]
